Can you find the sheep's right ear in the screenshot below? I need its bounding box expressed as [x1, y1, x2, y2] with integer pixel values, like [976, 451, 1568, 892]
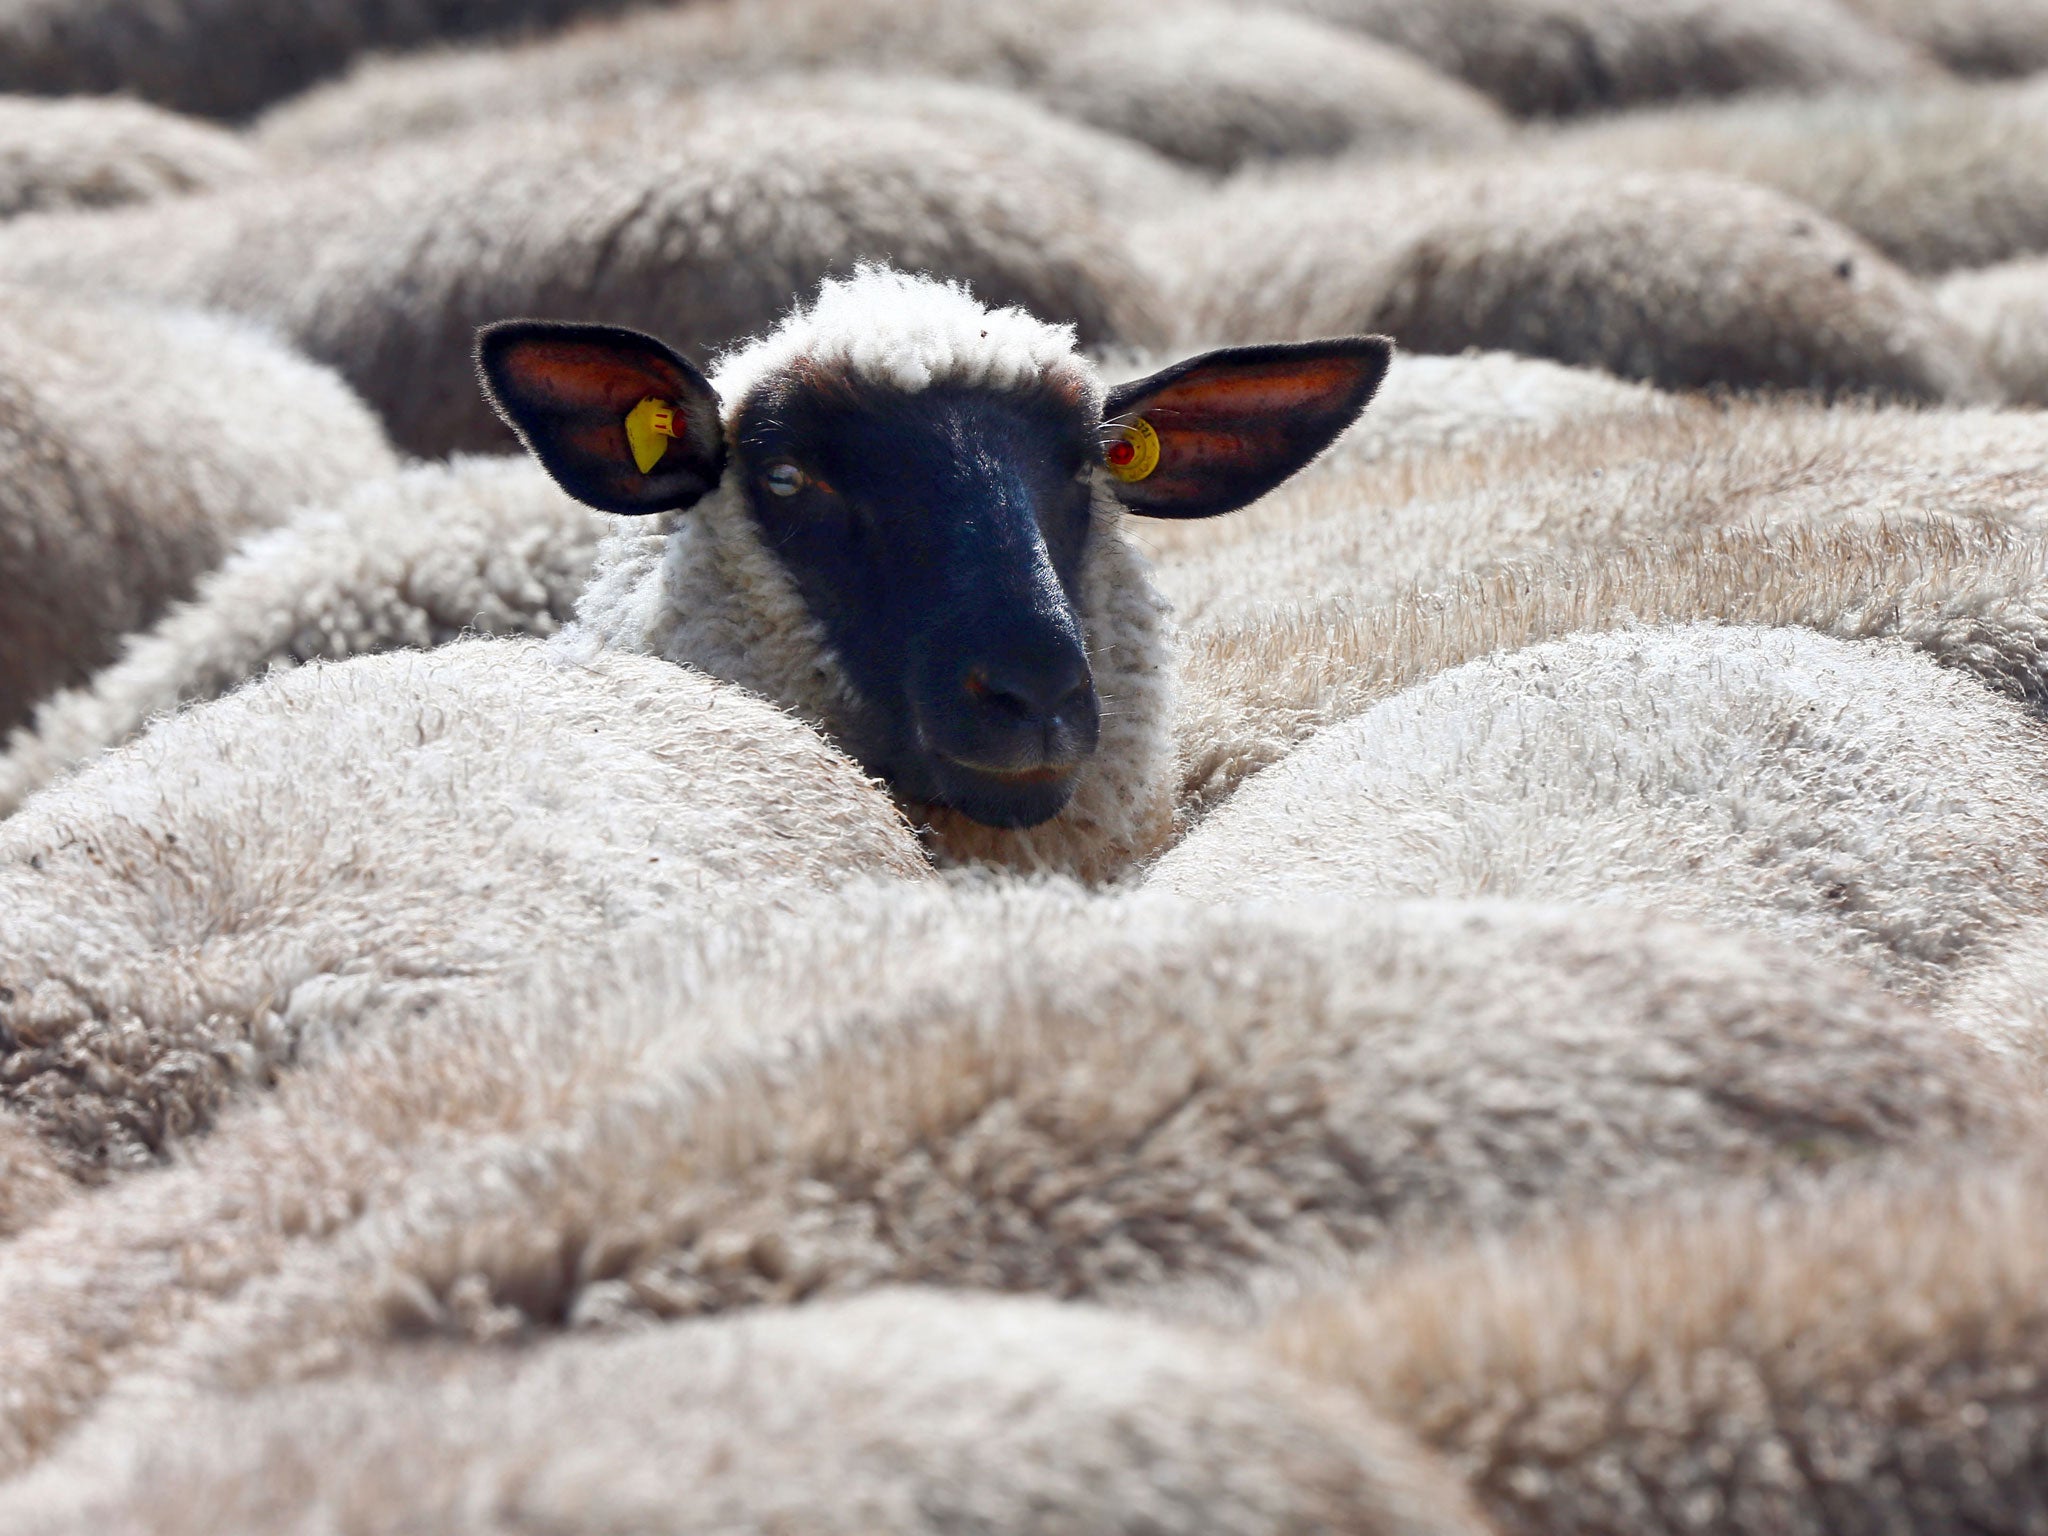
[476, 320, 726, 515]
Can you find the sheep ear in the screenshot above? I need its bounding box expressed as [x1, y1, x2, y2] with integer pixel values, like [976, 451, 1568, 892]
[1099, 338, 1391, 519]
[476, 320, 726, 516]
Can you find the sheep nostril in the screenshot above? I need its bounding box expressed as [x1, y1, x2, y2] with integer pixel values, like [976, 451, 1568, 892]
[963, 657, 1090, 725]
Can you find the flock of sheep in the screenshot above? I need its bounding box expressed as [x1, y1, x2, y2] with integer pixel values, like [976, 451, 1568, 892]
[5, 0, 2048, 1531]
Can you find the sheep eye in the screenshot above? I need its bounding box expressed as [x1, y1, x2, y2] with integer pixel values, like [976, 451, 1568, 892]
[764, 461, 809, 498]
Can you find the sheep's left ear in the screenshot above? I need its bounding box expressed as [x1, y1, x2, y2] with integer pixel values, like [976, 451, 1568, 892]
[476, 320, 726, 516]
[1100, 337, 1391, 519]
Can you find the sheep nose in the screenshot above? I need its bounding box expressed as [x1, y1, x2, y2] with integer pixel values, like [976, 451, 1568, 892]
[964, 654, 1093, 732]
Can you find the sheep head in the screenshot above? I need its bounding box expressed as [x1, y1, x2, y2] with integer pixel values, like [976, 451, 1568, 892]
[477, 274, 1388, 834]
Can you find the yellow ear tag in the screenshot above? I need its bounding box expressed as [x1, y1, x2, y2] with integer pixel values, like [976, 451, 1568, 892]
[1105, 416, 1161, 483]
[625, 397, 681, 475]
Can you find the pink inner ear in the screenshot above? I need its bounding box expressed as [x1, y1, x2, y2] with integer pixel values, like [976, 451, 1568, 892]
[1138, 355, 1377, 424]
[501, 338, 689, 416]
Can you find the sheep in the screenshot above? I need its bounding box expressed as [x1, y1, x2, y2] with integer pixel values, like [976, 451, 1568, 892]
[1151, 624, 2048, 1004]
[0, 1290, 1489, 1536]
[0, 94, 1166, 456]
[1843, 0, 2048, 78]
[254, 0, 1509, 174]
[0, 636, 928, 1191]
[1268, 0, 1928, 118]
[1937, 918, 2048, 1078]
[0, 351, 1663, 820]
[0, 883, 2020, 1473]
[1549, 78, 2048, 275]
[1173, 517, 2048, 817]
[1150, 397, 2048, 625]
[0, 94, 254, 216]
[475, 264, 1391, 876]
[0, 288, 396, 734]
[1141, 161, 1990, 401]
[1937, 257, 2048, 405]
[0, 0, 642, 119]
[0, 455, 601, 818]
[1266, 1146, 2048, 1536]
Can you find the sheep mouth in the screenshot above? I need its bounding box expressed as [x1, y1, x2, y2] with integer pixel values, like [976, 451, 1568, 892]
[929, 753, 1082, 829]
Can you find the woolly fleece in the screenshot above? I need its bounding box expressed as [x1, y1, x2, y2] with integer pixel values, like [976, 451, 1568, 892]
[0, 455, 602, 818]
[1273, 0, 1928, 116]
[0, 637, 925, 1187]
[0, 94, 254, 216]
[0, 884, 2017, 1471]
[572, 268, 1177, 879]
[1553, 78, 2048, 275]
[0, 289, 396, 732]
[1938, 255, 2048, 405]
[1270, 1148, 2048, 1535]
[2, 1290, 1488, 1536]
[0, 97, 1163, 453]
[1173, 518, 2048, 817]
[1143, 161, 1989, 400]
[0, 0, 641, 118]
[255, 0, 1508, 173]
[1151, 625, 2048, 1003]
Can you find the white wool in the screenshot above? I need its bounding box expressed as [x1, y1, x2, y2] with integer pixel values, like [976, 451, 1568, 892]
[1151, 624, 2048, 1002]
[708, 263, 1103, 414]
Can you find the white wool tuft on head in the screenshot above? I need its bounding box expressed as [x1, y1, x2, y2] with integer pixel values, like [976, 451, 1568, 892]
[709, 263, 1103, 411]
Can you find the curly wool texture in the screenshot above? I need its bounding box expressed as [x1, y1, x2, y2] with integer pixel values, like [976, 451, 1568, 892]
[1273, 0, 1928, 116]
[0, 95, 254, 216]
[1551, 78, 2048, 275]
[0, 1291, 1486, 1536]
[1173, 518, 2048, 817]
[1149, 397, 2048, 624]
[0, 883, 2019, 1473]
[0, 456, 602, 818]
[0, 289, 396, 734]
[1142, 161, 1989, 400]
[0, 97, 1162, 454]
[255, 0, 1506, 173]
[574, 269, 1177, 879]
[0, 637, 926, 1189]
[1268, 1149, 2048, 1535]
[1153, 625, 2048, 1004]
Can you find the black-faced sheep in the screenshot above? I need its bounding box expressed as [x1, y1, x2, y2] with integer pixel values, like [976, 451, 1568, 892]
[479, 265, 1391, 876]
[1153, 625, 2048, 1004]
[0, 288, 395, 733]
[1269, 1146, 2048, 1535]
[0, 885, 2019, 1472]
[254, 0, 1508, 174]
[0, 349, 1660, 820]
[1143, 161, 1988, 400]
[0, 638, 926, 1190]
[1552, 78, 2048, 275]
[1271, 0, 1928, 117]
[0, 1290, 1488, 1536]
[0, 96, 1168, 455]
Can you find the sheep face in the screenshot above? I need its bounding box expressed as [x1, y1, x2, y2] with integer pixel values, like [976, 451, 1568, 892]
[478, 275, 1388, 836]
[730, 369, 1101, 828]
